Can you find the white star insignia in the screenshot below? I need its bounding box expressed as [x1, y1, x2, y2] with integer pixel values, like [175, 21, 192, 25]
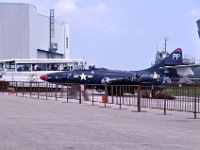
[80, 73, 87, 80]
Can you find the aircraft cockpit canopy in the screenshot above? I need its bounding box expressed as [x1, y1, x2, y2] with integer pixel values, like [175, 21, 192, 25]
[75, 65, 108, 71]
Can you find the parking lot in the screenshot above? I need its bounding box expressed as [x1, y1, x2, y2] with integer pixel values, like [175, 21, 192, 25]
[0, 94, 200, 150]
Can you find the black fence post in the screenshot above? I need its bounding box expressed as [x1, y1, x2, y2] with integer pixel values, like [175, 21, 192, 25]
[37, 82, 39, 99]
[104, 85, 107, 107]
[55, 84, 58, 101]
[61, 85, 63, 98]
[66, 84, 69, 102]
[137, 85, 141, 112]
[79, 85, 81, 104]
[3, 81, 5, 94]
[92, 85, 94, 106]
[151, 85, 155, 98]
[30, 82, 32, 98]
[45, 83, 48, 100]
[22, 82, 24, 97]
[15, 82, 17, 96]
[164, 86, 167, 115]
[111, 86, 114, 104]
[194, 86, 197, 119]
[119, 86, 122, 109]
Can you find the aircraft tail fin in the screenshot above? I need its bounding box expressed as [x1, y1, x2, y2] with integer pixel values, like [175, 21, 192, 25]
[164, 48, 183, 66]
[145, 48, 183, 73]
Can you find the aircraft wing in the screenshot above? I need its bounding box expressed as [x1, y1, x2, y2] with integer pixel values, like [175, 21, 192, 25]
[164, 64, 200, 69]
[164, 64, 200, 77]
[101, 77, 132, 84]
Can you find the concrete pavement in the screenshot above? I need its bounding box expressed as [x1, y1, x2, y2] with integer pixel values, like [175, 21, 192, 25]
[0, 94, 200, 150]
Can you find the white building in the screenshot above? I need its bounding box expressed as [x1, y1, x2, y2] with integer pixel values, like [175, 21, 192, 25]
[0, 3, 69, 60]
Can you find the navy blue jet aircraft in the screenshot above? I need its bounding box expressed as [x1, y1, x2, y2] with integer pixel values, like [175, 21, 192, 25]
[40, 48, 186, 95]
[40, 48, 184, 86]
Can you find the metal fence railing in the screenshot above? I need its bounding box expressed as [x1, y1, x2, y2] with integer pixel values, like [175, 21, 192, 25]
[0, 81, 199, 119]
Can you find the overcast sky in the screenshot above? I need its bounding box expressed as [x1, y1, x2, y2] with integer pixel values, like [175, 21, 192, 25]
[1, 0, 200, 70]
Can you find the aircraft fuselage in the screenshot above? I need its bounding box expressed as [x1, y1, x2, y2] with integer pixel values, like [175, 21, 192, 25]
[41, 68, 163, 86]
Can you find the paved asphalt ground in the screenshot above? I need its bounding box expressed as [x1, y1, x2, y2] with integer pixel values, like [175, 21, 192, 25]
[0, 94, 200, 150]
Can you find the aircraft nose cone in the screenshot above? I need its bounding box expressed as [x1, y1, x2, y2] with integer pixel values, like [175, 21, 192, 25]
[40, 74, 47, 81]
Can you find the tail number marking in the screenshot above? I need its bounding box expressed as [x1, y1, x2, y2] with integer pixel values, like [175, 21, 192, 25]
[172, 54, 180, 60]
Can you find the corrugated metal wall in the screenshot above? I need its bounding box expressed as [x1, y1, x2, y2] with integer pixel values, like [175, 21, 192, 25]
[36, 14, 49, 54]
[29, 5, 37, 58]
[36, 14, 68, 59]
[0, 3, 30, 60]
[0, 3, 69, 60]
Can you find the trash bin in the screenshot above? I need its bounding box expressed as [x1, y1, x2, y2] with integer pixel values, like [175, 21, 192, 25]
[102, 95, 108, 103]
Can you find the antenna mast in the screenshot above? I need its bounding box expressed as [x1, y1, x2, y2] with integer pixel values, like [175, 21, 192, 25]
[164, 37, 169, 53]
[49, 9, 58, 58]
